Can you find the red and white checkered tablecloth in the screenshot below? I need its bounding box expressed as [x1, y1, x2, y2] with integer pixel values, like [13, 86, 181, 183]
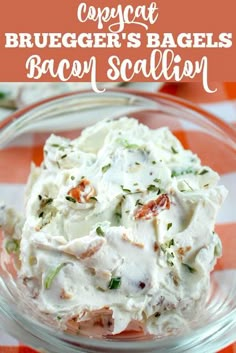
[0, 82, 235, 353]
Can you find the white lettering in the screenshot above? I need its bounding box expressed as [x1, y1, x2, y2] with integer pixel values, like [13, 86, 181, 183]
[5, 33, 19, 48]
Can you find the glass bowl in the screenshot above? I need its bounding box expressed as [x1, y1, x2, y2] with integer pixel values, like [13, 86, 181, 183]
[0, 89, 235, 353]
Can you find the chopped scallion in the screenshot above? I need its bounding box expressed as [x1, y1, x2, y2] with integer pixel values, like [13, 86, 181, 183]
[135, 199, 143, 206]
[96, 226, 104, 236]
[182, 263, 196, 273]
[108, 276, 121, 290]
[65, 196, 76, 203]
[45, 263, 67, 289]
[0, 92, 6, 99]
[147, 184, 159, 192]
[171, 146, 178, 154]
[89, 196, 98, 202]
[121, 185, 131, 193]
[153, 178, 161, 183]
[167, 223, 172, 230]
[167, 252, 175, 266]
[199, 169, 209, 175]
[102, 163, 111, 173]
[5, 239, 20, 254]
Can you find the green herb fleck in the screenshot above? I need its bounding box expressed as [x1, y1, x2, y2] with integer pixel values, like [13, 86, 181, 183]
[29, 256, 37, 266]
[147, 184, 159, 192]
[96, 226, 104, 237]
[214, 244, 221, 257]
[135, 162, 140, 165]
[160, 239, 174, 253]
[46, 198, 53, 205]
[65, 196, 76, 203]
[121, 185, 131, 193]
[39, 211, 44, 218]
[61, 154, 67, 159]
[57, 315, 62, 321]
[171, 146, 178, 154]
[199, 169, 209, 175]
[0, 92, 7, 99]
[152, 161, 156, 164]
[108, 277, 121, 290]
[89, 196, 98, 202]
[204, 184, 209, 188]
[40, 197, 53, 207]
[45, 263, 67, 289]
[5, 239, 20, 254]
[38, 194, 42, 201]
[102, 163, 111, 173]
[171, 171, 179, 177]
[114, 212, 122, 221]
[71, 176, 75, 180]
[167, 223, 172, 231]
[135, 199, 144, 206]
[51, 144, 60, 148]
[167, 252, 175, 266]
[171, 167, 194, 177]
[133, 182, 138, 186]
[117, 138, 139, 149]
[167, 238, 174, 247]
[186, 169, 194, 174]
[182, 263, 196, 273]
[153, 178, 161, 183]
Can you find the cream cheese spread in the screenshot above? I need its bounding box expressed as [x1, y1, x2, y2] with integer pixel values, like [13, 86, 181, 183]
[1, 117, 227, 336]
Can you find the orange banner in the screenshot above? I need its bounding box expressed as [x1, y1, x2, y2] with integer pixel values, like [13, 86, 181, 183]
[0, 0, 235, 88]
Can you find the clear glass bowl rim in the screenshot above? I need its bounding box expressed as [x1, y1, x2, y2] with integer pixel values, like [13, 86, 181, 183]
[0, 88, 235, 142]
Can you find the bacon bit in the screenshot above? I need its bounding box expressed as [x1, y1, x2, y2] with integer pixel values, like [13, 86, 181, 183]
[94, 317, 105, 327]
[122, 233, 144, 249]
[139, 281, 146, 289]
[173, 274, 179, 286]
[88, 267, 96, 276]
[66, 316, 80, 332]
[134, 194, 170, 220]
[153, 241, 159, 252]
[170, 271, 180, 286]
[60, 289, 72, 300]
[177, 246, 192, 256]
[67, 179, 96, 203]
[79, 240, 104, 259]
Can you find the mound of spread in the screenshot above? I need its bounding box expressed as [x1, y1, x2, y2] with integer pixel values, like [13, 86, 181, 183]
[1, 117, 227, 335]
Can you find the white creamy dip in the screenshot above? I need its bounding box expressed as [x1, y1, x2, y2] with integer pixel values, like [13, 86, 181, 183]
[1, 117, 227, 336]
